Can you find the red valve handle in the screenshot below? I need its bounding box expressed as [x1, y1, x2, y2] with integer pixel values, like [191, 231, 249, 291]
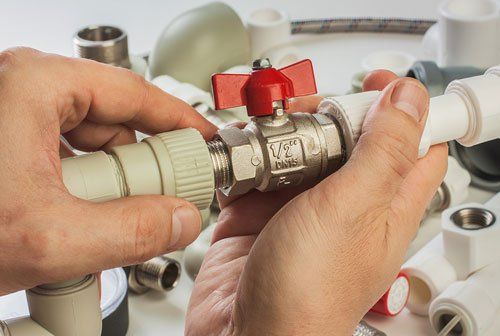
[211, 59, 317, 117]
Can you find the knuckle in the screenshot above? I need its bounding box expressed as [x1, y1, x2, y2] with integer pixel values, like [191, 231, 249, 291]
[0, 47, 39, 70]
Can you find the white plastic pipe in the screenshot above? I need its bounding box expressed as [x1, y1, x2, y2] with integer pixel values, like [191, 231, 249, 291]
[438, 0, 500, 68]
[429, 262, 500, 336]
[319, 65, 500, 158]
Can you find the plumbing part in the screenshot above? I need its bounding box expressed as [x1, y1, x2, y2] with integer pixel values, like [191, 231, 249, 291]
[408, 61, 500, 192]
[290, 18, 435, 35]
[402, 234, 457, 316]
[1, 275, 103, 336]
[424, 156, 471, 218]
[449, 139, 500, 192]
[352, 321, 386, 336]
[247, 8, 300, 68]
[361, 51, 416, 77]
[100, 268, 129, 336]
[61, 127, 215, 208]
[402, 193, 500, 316]
[421, 23, 439, 61]
[148, 2, 251, 91]
[151, 75, 243, 130]
[73, 25, 147, 76]
[0, 269, 128, 336]
[317, 64, 500, 158]
[350, 71, 367, 94]
[407, 61, 484, 97]
[437, 0, 500, 68]
[61, 60, 500, 205]
[127, 254, 181, 294]
[183, 224, 217, 281]
[442, 204, 499, 280]
[370, 273, 410, 316]
[429, 261, 500, 336]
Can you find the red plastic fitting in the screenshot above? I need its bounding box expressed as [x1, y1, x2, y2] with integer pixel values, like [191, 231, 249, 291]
[370, 272, 410, 317]
[211, 59, 317, 117]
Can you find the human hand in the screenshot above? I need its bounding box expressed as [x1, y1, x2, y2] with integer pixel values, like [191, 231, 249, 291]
[186, 71, 448, 335]
[0, 47, 217, 295]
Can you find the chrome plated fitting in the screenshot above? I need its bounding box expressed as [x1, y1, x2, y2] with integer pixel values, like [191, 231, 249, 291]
[208, 110, 345, 196]
[73, 25, 131, 68]
[128, 255, 181, 294]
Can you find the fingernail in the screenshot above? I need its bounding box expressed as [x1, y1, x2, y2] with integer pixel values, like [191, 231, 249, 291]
[170, 206, 201, 249]
[391, 81, 428, 121]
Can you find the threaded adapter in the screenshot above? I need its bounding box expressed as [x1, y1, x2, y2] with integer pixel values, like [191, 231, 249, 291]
[128, 256, 181, 294]
[73, 25, 131, 68]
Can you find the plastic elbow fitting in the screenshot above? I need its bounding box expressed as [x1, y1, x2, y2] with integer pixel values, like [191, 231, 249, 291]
[73, 25, 147, 76]
[148, 2, 251, 91]
[401, 234, 457, 316]
[429, 262, 500, 336]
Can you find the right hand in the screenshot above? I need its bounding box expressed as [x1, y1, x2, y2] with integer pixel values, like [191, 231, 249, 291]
[187, 71, 448, 335]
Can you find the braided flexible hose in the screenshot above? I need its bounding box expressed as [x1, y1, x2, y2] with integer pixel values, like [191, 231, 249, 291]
[291, 17, 436, 35]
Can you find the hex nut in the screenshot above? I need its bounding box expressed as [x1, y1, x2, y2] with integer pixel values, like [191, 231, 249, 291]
[442, 203, 500, 280]
[216, 127, 258, 196]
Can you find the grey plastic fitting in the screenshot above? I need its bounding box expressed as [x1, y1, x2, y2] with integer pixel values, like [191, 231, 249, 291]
[148, 2, 251, 91]
[406, 61, 483, 97]
[407, 61, 500, 191]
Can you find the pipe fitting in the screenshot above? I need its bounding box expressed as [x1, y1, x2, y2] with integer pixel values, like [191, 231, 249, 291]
[74, 25, 131, 68]
[128, 255, 181, 294]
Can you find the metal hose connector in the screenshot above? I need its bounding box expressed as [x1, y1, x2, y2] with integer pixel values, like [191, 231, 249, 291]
[73, 25, 131, 68]
[128, 256, 181, 294]
[207, 139, 232, 189]
[291, 18, 436, 35]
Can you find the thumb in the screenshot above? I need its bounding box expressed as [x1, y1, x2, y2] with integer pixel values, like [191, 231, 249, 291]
[63, 195, 201, 269]
[346, 78, 429, 201]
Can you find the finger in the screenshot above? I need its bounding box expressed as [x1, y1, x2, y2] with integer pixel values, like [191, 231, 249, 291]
[390, 143, 448, 246]
[213, 183, 314, 243]
[350, 78, 429, 201]
[55, 195, 202, 274]
[288, 95, 323, 113]
[312, 78, 429, 212]
[63, 120, 137, 152]
[7, 50, 217, 139]
[363, 70, 399, 91]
